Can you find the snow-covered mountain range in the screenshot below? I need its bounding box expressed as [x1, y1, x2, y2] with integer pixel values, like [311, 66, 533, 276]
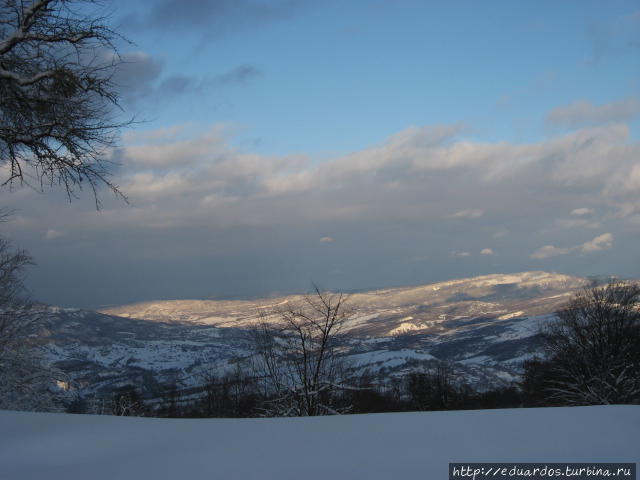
[39, 271, 591, 399]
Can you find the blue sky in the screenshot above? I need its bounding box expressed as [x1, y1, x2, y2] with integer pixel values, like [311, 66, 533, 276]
[112, 0, 640, 153]
[1, 0, 639, 308]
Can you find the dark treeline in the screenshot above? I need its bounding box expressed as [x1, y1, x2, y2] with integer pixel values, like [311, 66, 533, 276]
[63, 367, 541, 419]
[64, 356, 637, 419]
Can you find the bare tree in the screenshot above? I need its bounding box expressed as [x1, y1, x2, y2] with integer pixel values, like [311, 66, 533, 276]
[406, 362, 460, 411]
[252, 286, 354, 416]
[0, 0, 131, 204]
[198, 364, 258, 418]
[0, 232, 63, 411]
[79, 384, 148, 417]
[538, 281, 640, 405]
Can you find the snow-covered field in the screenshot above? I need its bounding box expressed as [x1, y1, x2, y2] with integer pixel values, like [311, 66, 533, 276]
[1, 406, 638, 480]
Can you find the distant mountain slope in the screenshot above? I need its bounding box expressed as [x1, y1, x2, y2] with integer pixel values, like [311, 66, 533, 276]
[27, 271, 596, 401]
[101, 271, 587, 336]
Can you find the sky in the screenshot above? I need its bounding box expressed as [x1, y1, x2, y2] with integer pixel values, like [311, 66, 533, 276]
[1, 0, 639, 308]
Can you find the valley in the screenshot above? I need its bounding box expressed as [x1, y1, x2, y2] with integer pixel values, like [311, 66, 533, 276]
[37, 271, 591, 402]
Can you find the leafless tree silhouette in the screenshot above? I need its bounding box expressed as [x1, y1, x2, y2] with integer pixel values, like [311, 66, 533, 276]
[252, 285, 355, 416]
[540, 281, 640, 405]
[1, 0, 131, 205]
[0, 224, 63, 410]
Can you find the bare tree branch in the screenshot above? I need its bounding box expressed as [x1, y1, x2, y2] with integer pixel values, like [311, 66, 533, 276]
[535, 281, 640, 405]
[251, 287, 355, 416]
[0, 0, 133, 206]
[0, 234, 64, 411]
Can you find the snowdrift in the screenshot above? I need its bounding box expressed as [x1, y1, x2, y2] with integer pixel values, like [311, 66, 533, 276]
[1, 406, 638, 480]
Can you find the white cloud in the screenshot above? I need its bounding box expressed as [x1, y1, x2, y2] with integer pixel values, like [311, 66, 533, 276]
[571, 208, 595, 216]
[606, 164, 640, 197]
[555, 219, 600, 229]
[451, 209, 484, 219]
[581, 233, 614, 252]
[547, 124, 633, 187]
[531, 245, 571, 259]
[532, 232, 614, 259]
[44, 229, 64, 240]
[121, 125, 230, 169]
[480, 248, 494, 255]
[3, 121, 637, 287]
[94, 122, 639, 233]
[319, 237, 334, 243]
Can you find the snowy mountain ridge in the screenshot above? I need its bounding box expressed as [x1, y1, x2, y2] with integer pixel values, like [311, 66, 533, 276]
[28, 271, 599, 401]
[100, 271, 587, 336]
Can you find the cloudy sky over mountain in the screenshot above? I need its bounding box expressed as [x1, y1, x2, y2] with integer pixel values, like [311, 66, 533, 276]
[1, 0, 639, 308]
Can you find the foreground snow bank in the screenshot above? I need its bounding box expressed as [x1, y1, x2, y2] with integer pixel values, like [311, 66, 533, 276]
[1, 406, 638, 480]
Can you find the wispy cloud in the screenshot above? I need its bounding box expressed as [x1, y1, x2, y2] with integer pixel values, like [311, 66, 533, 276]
[546, 98, 640, 128]
[556, 208, 599, 229]
[3, 120, 636, 308]
[122, 0, 308, 42]
[114, 52, 261, 111]
[25, 120, 634, 240]
[44, 229, 64, 241]
[451, 209, 484, 219]
[581, 233, 613, 252]
[531, 245, 571, 260]
[570, 208, 595, 216]
[531, 233, 614, 259]
[585, 13, 640, 66]
[555, 218, 600, 229]
[212, 65, 261, 86]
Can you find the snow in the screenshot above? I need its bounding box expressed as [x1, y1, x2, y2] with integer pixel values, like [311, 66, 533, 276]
[100, 271, 586, 332]
[497, 311, 524, 320]
[407, 271, 582, 293]
[0, 406, 637, 480]
[389, 321, 422, 335]
[459, 355, 493, 365]
[343, 312, 382, 329]
[495, 314, 553, 341]
[349, 348, 435, 368]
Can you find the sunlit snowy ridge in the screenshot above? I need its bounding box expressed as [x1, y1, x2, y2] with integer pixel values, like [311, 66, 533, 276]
[28, 271, 602, 401]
